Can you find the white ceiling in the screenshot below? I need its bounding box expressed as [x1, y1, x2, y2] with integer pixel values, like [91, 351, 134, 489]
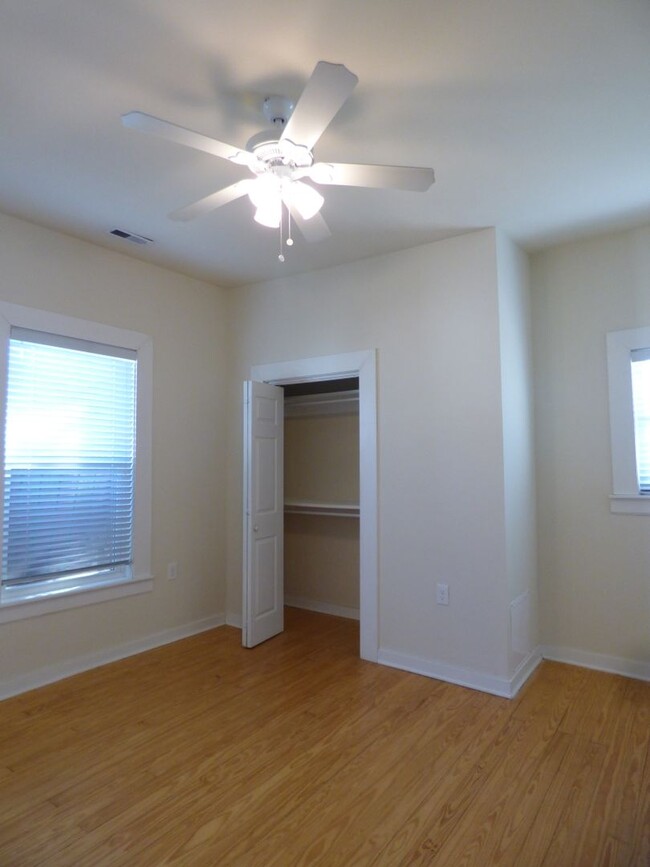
[1, 0, 648, 288]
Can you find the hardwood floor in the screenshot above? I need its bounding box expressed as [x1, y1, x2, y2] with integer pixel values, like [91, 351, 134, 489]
[1, 608, 648, 866]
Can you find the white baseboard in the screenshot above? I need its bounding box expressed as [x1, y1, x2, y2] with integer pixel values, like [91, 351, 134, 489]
[510, 646, 543, 696]
[285, 596, 360, 621]
[541, 645, 650, 683]
[0, 614, 226, 700]
[378, 646, 543, 699]
[378, 642, 650, 699]
[226, 613, 242, 628]
[378, 648, 508, 698]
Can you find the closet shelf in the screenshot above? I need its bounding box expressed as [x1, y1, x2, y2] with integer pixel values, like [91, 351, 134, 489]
[284, 499, 360, 518]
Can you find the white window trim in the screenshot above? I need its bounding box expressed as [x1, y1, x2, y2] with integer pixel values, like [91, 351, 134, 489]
[0, 302, 153, 621]
[606, 325, 650, 515]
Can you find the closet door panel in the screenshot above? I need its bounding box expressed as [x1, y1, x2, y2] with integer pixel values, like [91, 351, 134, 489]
[243, 381, 284, 647]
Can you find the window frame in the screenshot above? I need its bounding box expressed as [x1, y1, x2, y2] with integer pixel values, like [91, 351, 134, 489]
[606, 325, 650, 515]
[0, 302, 153, 621]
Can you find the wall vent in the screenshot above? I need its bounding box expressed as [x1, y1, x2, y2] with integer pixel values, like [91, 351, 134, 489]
[109, 228, 154, 246]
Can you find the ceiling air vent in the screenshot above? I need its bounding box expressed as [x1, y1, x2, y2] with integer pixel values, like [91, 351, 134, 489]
[109, 228, 154, 246]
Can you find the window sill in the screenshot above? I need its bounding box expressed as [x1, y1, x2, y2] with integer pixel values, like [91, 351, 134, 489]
[0, 574, 153, 623]
[609, 495, 650, 515]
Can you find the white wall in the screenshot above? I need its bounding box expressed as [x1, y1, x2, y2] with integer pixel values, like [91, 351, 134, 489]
[0, 213, 229, 694]
[532, 224, 650, 677]
[496, 232, 539, 675]
[227, 230, 516, 686]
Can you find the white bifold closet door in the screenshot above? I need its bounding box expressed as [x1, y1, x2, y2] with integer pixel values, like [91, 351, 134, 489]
[242, 380, 284, 648]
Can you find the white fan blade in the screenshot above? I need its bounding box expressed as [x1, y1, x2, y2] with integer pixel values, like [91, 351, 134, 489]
[287, 204, 331, 243]
[280, 62, 358, 151]
[303, 162, 435, 191]
[122, 111, 256, 167]
[169, 179, 253, 221]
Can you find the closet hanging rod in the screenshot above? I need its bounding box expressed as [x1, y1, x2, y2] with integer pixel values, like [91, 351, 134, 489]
[284, 390, 359, 418]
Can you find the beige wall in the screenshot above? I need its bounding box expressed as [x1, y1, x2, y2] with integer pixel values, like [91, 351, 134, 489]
[284, 412, 360, 612]
[227, 230, 517, 682]
[0, 213, 229, 689]
[285, 413, 359, 504]
[5, 205, 645, 693]
[0, 211, 542, 695]
[532, 224, 650, 668]
[285, 514, 360, 611]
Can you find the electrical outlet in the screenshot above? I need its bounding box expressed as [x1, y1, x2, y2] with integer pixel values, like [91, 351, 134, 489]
[436, 582, 449, 605]
[167, 561, 178, 580]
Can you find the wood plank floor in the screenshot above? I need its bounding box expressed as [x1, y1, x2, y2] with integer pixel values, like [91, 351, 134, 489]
[1, 608, 648, 866]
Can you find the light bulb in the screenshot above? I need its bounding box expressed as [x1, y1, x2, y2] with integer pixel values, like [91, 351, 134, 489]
[254, 201, 282, 228]
[247, 173, 282, 209]
[282, 180, 324, 221]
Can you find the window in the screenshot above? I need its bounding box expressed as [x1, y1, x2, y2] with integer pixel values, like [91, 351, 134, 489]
[0, 303, 152, 620]
[630, 349, 650, 493]
[606, 325, 650, 514]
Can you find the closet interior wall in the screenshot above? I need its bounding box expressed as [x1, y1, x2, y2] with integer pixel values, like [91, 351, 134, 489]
[283, 391, 360, 619]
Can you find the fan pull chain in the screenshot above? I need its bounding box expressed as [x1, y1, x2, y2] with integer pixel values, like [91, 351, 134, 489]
[278, 205, 294, 261]
[278, 206, 285, 262]
[286, 208, 294, 247]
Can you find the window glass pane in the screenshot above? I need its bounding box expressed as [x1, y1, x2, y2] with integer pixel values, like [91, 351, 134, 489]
[631, 354, 650, 493]
[2, 334, 137, 587]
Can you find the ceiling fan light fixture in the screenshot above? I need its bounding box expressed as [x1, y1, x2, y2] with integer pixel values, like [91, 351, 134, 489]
[247, 173, 281, 209]
[282, 180, 324, 221]
[253, 200, 282, 229]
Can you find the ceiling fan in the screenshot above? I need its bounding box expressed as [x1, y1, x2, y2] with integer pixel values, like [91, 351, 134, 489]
[122, 61, 435, 256]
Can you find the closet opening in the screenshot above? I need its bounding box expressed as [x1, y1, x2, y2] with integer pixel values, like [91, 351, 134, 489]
[282, 378, 360, 647]
[245, 349, 378, 662]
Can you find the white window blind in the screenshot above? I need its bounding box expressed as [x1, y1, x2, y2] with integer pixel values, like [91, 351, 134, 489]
[631, 348, 650, 494]
[2, 328, 137, 589]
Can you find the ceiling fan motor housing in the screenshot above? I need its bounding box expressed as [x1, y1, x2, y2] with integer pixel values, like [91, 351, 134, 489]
[261, 95, 295, 127]
[242, 95, 314, 174]
[245, 132, 314, 174]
